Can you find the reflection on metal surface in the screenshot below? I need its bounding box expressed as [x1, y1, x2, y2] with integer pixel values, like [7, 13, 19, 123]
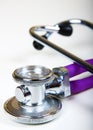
[4, 65, 70, 124]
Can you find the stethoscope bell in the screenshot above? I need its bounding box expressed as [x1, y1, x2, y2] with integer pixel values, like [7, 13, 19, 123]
[4, 65, 62, 124]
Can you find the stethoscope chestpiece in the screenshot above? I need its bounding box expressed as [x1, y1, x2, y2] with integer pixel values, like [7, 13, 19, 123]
[3, 19, 93, 125]
[4, 65, 70, 124]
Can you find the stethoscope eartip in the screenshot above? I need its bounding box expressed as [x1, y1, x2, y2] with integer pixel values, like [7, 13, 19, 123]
[58, 24, 73, 36]
[33, 40, 44, 50]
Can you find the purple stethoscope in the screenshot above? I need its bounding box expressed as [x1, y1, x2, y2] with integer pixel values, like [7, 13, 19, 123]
[4, 19, 93, 124]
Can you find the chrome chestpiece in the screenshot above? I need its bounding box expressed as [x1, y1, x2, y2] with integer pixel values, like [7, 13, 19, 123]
[4, 65, 71, 124]
[4, 19, 93, 124]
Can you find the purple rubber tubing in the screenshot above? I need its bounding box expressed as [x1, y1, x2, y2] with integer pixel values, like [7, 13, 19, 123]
[65, 59, 93, 95]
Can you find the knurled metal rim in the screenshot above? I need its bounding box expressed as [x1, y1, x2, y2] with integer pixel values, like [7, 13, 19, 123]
[12, 65, 54, 85]
[4, 95, 62, 124]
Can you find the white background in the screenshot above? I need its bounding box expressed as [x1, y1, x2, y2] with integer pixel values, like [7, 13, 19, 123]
[0, 0, 93, 130]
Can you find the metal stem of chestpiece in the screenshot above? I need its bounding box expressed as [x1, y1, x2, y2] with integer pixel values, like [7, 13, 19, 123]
[4, 65, 70, 124]
[13, 65, 54, 106]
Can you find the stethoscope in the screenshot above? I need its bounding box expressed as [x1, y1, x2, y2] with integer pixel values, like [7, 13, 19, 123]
[4, 19, 93, 124]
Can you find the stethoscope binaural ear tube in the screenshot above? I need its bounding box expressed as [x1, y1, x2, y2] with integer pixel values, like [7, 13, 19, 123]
[32, 19, 93, 51]
[32, 23, 73, 50]
[29, 19, 93, 73]
[32, 20, 73, 51]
